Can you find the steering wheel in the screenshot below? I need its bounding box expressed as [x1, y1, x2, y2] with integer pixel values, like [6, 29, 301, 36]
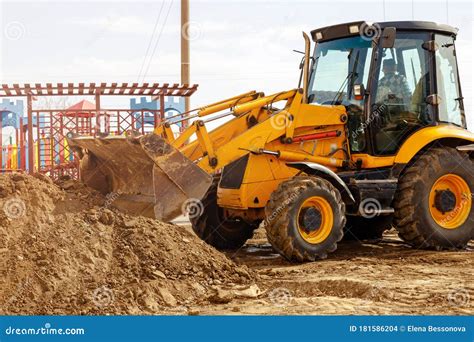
[383, 114, 423, 132]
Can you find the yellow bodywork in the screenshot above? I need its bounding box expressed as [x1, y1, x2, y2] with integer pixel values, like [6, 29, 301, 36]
[152, 90, 349, 213]
[151, 89, 474, 217]
[66, 23, 474, 225]
[171, 90, 348, 172]
[352, 125, 474, 169]
[395, 125, 474, 164]
[69, 87, 474, 222]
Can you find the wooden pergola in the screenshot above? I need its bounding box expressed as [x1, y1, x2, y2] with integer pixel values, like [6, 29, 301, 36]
[0, 82, 198, 97]
[0, 82, 198, 174]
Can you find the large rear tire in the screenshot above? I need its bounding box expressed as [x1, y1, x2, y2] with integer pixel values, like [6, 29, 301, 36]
[264, 176, 346, 262]
[190, 177, 260, 250]
[393, 147, 474, 249]
[343, 215, 393, 241]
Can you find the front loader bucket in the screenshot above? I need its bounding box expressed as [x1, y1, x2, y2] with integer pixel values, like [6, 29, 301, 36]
[68, 133, 213, 221]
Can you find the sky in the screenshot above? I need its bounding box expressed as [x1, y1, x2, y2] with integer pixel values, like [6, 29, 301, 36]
[0, 0, 473, 136]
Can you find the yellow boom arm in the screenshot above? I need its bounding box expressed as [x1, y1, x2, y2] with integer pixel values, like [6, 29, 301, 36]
[153, 89, 347, 173]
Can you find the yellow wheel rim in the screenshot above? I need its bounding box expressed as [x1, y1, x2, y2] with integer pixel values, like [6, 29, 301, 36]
[297, 196, 333, 244]
[429, 174, 471, 229]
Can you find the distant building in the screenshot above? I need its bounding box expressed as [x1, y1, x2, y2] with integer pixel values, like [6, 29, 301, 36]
[130, 96, 185, 129]
[0, 99, 24, 129]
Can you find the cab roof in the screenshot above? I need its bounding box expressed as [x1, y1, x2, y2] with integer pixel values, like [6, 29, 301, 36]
[310, 21, 458, 43]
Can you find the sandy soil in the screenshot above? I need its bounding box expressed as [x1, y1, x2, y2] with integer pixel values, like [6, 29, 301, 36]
[0, 173, 255, 315]
[212, 229, 473, 315]
[0, 173, 472, 315]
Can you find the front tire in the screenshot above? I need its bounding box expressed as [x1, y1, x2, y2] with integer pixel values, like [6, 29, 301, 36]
[190, 177, 259, 250]
[393, 147, 474, 249]
[264, 176, 346, 262]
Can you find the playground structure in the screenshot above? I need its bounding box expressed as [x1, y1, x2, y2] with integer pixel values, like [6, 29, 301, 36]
[0, 83, 197, 179]
[0, 99, 24, 172]
[131, 96, 186, 130]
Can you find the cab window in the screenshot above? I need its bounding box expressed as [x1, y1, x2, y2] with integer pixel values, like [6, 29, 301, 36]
[371, 32, 431, 155]
[308, 36, 373, 153]
[435, 34, 464, 126]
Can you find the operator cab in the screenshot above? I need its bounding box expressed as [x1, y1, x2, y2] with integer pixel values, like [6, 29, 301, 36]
[307, 21, 464, 156]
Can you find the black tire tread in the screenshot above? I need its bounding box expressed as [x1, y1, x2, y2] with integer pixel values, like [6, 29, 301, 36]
[393, 147, 473, 249]
[264, 176, 346, 262]
[190, 177, 257, 250]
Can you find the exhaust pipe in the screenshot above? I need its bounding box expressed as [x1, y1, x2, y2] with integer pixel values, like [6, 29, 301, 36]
[302, 32, 311, 104]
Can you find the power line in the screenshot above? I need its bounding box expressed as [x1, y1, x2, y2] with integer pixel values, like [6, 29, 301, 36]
[137, 1, 166, 82]
[142, 0, 174, 82]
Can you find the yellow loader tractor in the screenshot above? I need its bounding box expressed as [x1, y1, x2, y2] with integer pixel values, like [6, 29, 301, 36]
[69, 21, 474, 262]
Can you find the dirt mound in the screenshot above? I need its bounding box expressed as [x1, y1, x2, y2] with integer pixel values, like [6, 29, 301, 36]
[0, 173, 255, 314]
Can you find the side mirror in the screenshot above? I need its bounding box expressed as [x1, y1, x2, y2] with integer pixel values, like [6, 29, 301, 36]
[299, 56, 305, 70]
[353, 84, 365, 101]
[380, 27, 396, 48]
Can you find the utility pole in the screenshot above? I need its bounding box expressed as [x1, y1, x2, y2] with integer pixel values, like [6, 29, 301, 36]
[181, 0, 190, 115]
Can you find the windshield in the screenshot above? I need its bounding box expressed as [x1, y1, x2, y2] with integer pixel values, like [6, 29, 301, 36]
[308, 36, 373, 105]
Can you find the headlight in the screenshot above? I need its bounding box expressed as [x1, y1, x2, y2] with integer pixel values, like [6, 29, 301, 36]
[349, 25, 359, 34]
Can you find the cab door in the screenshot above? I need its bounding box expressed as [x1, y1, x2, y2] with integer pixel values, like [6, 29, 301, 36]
[434, 34, 466, 127]
[368, 31, 434, 155]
